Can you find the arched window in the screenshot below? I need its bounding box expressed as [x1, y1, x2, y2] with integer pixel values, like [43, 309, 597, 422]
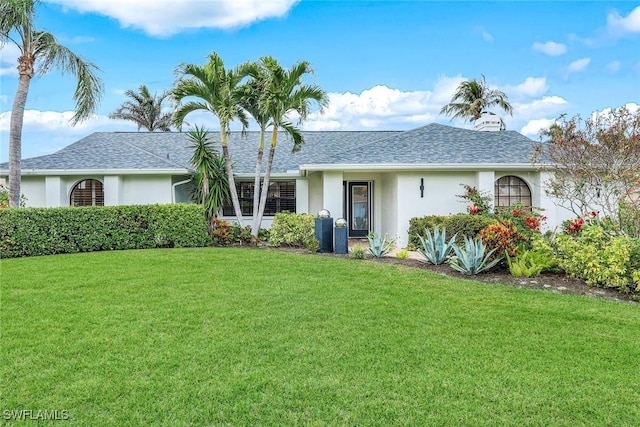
[494, 175, 531, 209]
[70, 179, 104, 206]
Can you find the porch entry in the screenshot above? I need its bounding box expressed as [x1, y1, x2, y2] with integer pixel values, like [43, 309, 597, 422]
[344, 181, 373, 237]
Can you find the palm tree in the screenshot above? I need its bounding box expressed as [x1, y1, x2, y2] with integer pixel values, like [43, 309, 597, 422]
[248, 56, 328, 237]
[172, 52, 251, 226]
[109, 85, 173, 131]
[238, 65, 271, 225]
[1, 0, 103, 207]
[440, 74, 512, 123]
[186, 126, 229, 232]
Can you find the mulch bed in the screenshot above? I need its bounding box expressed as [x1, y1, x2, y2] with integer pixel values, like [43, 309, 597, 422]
[266, 246, 638, 304]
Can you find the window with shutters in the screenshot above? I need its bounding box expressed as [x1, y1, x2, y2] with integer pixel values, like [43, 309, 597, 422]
[70, 179, 104, 206]
[222, 181, 295, 216]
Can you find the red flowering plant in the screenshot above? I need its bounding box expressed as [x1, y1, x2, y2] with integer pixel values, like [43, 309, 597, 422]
[562, 211, 599, 235]
[467, 204, 482, 215]
[495, 202, 547, 246]
[457, 184, 492, 216]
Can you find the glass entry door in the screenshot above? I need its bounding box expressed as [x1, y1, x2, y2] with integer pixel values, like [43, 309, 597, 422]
[346, 181, 372, 237]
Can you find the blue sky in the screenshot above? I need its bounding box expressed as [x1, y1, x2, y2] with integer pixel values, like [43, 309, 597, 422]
[1, 0, 639, 160]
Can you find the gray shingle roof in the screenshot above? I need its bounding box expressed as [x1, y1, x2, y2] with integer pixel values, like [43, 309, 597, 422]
[315, 123, 538, 165]
[1, 123, 539, 175]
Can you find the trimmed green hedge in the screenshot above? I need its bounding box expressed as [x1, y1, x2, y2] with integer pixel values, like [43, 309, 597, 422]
[0, 204, 210, 258]
[268, 212, 319, 252]
[407, 213, 498, 249]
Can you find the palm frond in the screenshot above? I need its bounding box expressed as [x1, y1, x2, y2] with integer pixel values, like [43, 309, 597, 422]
[32, 31, 103, 124]
[440, 74, 512, 122]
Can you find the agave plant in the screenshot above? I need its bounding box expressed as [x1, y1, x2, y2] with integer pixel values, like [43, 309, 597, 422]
[417, 226, 457, 265]
[449, 236, 503, 275]
[367, 232, 396, 257]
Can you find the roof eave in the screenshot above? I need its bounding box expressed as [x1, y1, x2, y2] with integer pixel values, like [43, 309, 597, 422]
[0, 168, 191, 176]
[299, 163, 539, 172]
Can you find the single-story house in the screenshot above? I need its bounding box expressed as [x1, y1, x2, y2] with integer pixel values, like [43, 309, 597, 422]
[0, 119, 573, 247]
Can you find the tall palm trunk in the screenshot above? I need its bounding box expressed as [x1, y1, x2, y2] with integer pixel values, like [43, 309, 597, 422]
[251, 130, 266, 236]
[9, 73, 32, 208]
[255, 126, 279, 230]
[220, 129, 244, 227]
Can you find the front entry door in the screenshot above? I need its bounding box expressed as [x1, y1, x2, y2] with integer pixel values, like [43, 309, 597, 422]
[346, 181, 372, 237]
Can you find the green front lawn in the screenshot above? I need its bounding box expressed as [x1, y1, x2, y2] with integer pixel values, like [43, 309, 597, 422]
[1, 248, 638, 426]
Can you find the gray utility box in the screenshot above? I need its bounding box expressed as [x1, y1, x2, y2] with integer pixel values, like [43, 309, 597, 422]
[315, 217, 333, 253]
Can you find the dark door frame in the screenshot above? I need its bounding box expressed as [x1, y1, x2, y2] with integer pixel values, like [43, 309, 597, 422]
[344, 181, 373, 238]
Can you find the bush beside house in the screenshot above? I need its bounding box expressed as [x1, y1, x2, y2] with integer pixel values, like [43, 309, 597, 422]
[0, 204, 210, 258]
[268, 212, 319, 252]
[408, 192, 639, 295]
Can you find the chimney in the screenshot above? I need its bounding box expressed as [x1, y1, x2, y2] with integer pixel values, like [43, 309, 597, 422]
[474, 111, 505, 131]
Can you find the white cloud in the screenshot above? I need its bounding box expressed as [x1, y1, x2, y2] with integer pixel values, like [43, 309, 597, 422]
[63, 35, 96, 44]
[0, 110, 136, 133]
[512, 96, 568, 125]
[301, 77, 568, 135]
[302, 85, 439, 131]
[0, 77, 575, 159]
[590, 102, 640, 121]
[474, 26, 493, 42]
[0, 110, 139, 161]
[430, 75, 466, 103]
[504, 77, 549, 98]
[607, 61, 621, 72]
[0, 43, 20, 77]
[607, 6, 640, 35]
[567, 57, 591, 73]
[45, 0, 300, 36]
[532, 41, 567, 56]
[520, 118, 556, 138]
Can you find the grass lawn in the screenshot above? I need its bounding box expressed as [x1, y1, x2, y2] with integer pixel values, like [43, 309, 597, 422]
[1, 248, 639, 426]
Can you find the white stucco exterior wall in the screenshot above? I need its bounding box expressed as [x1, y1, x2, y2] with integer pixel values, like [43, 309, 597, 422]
[295, 177, 309, 214]
[394, 172, 475, 247]
[535, 171, 575, 231]
[476, 171, 495, 203]
[103, 176, 124, 206]
[45, 177, 64, 207]
[307, 172, 324, 216]
[380, 173, 398, 241]
[321, 171, 343, 221]
[21, 177, 46, 207]
[122, 175, 173, 205]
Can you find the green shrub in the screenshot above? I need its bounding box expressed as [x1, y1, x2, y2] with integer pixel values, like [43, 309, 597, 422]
[0, 204, 210, 258]
[350, 244, 366, 260]
[396, 249, 409, 260]
[619, 201, 640, 238]
[444, 214, 498, 246]
[408, 214, 497, 249]
[555, 224, 640, 292]
[407, 215, 448, 249]
[268, 212, 318, 251]
[507, 249, 559, 278]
